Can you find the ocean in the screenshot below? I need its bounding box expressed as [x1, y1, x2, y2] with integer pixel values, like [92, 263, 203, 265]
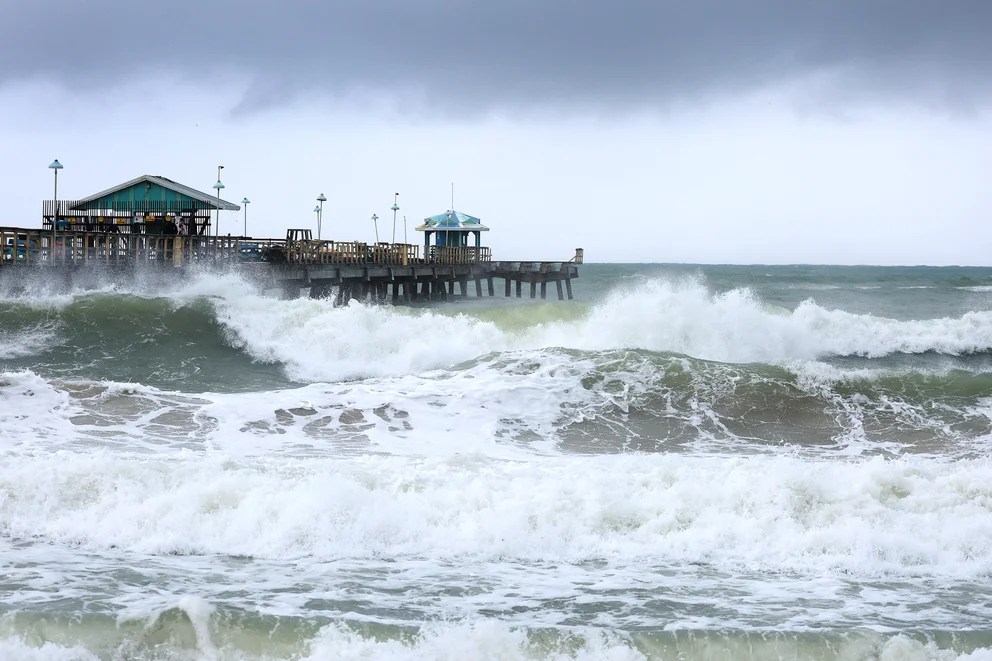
[1, 263, 992, 660]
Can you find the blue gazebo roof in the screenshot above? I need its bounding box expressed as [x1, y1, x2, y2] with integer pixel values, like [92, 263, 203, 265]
[416, 210, 489, 232]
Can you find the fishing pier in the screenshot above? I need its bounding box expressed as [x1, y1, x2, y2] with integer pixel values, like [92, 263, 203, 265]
[1, 174, 581, 303]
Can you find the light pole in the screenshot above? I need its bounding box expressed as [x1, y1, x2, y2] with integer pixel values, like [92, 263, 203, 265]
[241, 197, 250, 236]
[316, 193, 326, 239]
[213, 165, 225, 236]
[391, 193, 399, 244]
[313, 205, 320, 235]
[371, 213, 379, 243]
[49, 159, 63, 230]
[403, 215, 407, 244]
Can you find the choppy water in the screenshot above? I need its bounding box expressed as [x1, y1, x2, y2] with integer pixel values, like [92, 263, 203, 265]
[2, 263, 992, 660]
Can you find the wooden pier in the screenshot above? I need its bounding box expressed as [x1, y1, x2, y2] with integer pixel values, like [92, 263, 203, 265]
[0, 227, 581, 303]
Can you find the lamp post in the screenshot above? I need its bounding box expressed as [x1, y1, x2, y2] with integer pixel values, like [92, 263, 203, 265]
[316, 193, 326, 240]
[313, 205, 320, 235]
[372, 213, 379, 243]
[49, 159, 63, 230]
[403, 215, 407, 244]
[213, 165, 225, 236]
[241, 197, 250, 236]
[391, 193, 399, 244]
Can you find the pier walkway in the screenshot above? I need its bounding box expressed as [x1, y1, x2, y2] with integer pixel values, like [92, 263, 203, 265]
[0, 227, 581, 303]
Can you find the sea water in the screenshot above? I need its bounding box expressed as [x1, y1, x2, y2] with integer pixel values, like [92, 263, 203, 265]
[1, 263, 991, 660]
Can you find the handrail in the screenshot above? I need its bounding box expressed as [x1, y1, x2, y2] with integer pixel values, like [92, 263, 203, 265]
[1, 226, 492, 268]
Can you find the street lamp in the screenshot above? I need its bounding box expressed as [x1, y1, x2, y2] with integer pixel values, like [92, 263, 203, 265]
[49, 159, 63, 230]
[313, 205, 320, 235]
[371, 213, 379, 243]
[391, 193, 399, 244]
[316, 193, 326, 240]
[213, 165, 225, 236]
[241, 197, 250, 236]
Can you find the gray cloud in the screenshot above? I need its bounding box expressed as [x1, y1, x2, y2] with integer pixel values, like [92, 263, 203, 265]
[2, 0, 990, 113]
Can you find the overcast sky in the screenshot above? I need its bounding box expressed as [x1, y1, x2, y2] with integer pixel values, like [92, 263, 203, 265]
[2, 0, 990, 264]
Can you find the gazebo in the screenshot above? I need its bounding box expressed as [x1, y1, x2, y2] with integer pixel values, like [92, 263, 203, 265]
[415, 209, 489, 252]
[45, 175, 240, 235]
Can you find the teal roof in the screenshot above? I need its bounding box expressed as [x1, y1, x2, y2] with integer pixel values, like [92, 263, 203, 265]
[416, 210, 489, 232]
[69, 175, 241, 212]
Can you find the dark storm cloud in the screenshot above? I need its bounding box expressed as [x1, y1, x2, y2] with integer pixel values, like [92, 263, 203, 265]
[2, 0, 990, 112]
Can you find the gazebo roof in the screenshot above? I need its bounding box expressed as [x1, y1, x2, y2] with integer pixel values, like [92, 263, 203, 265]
[69, 174, 241, 211]
[415, 210, 489, 232]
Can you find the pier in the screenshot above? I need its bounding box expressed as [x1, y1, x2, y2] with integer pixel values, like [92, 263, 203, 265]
[1, 174, 580, 302]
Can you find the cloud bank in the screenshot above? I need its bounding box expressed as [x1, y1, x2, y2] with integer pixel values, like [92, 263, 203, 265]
[2, 1, 990, 113]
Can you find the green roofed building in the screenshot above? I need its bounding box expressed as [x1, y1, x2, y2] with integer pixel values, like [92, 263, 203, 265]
[415, 209, 489, 253]
[45, 175, 240, 236]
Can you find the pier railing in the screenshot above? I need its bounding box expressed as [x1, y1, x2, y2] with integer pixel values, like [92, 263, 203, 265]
[1, 227, 493, 268]
[429, 246, 492, 264]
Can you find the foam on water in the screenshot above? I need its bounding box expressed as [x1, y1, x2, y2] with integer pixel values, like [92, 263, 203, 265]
[5, 339, 991, 460]
[0, 325, 57, 360]
[2, 621, 992, 661]
[4, 272, 992, 382]
[530, 279, 992, 363]
[1, 450, 990, 578]
[200, 276, 992, 382]
[3, 268, 992, 657]
[0, 370, 79, 450]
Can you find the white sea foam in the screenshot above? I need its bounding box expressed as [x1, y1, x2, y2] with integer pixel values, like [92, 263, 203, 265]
[0, 638, 99, 661]
[0, 370, 80, 451]
[0, 326, 58, 359]
[4, 273, 991, 383]
[1, 627, 989, 661]
[302, 621, 645, 661]
[1, 452, 989, 578]
[0, 620, 992, 661]
[195, 276, 992, 381]
[531, 279, 992, 363]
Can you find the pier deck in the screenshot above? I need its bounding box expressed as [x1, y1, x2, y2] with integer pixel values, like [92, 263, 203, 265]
[0, 227, 580, 302]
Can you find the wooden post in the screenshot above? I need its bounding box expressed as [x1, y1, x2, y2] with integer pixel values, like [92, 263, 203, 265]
[475, 278, 482, 297]
[565, 277, 573, 300]
[556, 280, 563, 300]
[516, 280, 522, 298]
[530, 281, 537, 298]
[173, 237, 184, 267]
[505, 278, 511, 297]
[488, 277, 494, 296]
